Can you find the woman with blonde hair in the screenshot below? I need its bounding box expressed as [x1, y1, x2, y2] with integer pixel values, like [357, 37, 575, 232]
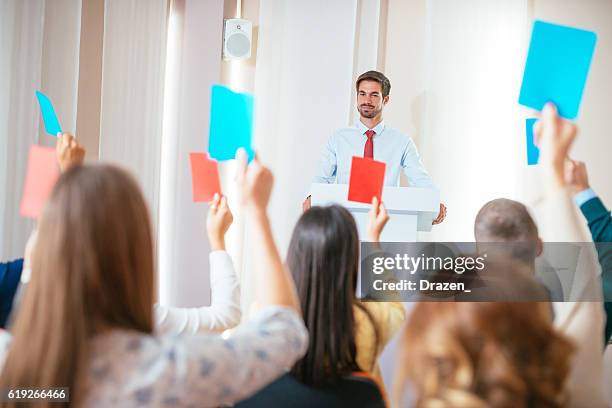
[0, 154, 307, 407]
[394, 302, 574, 407]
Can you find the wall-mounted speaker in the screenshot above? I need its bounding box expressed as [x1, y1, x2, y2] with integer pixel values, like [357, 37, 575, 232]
[223, 19, 252, 60]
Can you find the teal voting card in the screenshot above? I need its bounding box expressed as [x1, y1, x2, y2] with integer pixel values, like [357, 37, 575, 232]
[35, 91, 62, 136]
[526, 118, 539, 165]
[519, 21, 597, 120]
[208, 85, 254, 161]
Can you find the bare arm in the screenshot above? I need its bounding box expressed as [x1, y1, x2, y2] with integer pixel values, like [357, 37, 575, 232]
[237, 150, 300, 312]
[534, 103, 606, 408]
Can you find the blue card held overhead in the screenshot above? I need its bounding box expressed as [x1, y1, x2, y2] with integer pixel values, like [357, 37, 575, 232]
[519, 21, 597, 120]
[208, 85, 255, 161]
[35, 91, 62, 136]
[525, 118, 539, 166]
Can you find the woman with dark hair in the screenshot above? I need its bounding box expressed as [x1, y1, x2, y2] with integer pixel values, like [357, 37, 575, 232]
[287, 198, 404, 393]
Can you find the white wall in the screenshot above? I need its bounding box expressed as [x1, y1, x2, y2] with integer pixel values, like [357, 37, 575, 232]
[421, 0, 531, 241]
[382, 0, 428, 187]
[254, 0, 358, 256]
[533, 0, 612, 207]
[350, 0, 385, 125]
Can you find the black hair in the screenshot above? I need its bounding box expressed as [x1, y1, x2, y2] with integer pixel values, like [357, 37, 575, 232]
[287, 205, 380, 386]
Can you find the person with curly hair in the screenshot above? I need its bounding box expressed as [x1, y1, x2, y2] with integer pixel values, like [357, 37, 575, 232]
[394, 301, 574, 407]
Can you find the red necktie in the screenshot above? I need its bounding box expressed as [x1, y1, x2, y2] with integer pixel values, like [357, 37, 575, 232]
[364, 129, 375, 159]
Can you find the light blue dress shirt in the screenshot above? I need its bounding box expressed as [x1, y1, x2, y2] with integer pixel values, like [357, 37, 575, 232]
[313, 121, 435, 188]
[575, 188, 597, 207]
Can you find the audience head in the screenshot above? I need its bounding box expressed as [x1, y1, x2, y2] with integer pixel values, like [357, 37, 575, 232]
[395, 301, 574, 408]
[474, 198, 542, 264]
[1, 164, 154, 399]
[287, 205, 373, 385]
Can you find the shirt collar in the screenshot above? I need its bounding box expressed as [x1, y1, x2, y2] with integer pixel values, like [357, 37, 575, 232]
[356, 120, 385, 136]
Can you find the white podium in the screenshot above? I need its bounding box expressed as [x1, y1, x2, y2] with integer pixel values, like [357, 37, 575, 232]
[311, 184, 440, 242]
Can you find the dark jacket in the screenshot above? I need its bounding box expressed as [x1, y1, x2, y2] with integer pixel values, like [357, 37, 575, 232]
[580, 197, 612, 343]
[0, 258, 23, 328]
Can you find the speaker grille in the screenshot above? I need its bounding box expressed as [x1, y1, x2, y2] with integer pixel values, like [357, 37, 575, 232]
[226, 32, 250, 58]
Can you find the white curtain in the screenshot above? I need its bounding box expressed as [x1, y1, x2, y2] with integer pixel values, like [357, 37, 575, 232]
[158, 0, 225, 307]
[0, 1, 45, 260]
[39, 0, 82, 142]
[98, 0, 168, 237]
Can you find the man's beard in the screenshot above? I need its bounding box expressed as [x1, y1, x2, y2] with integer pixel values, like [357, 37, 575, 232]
[358, 104, 381, 119]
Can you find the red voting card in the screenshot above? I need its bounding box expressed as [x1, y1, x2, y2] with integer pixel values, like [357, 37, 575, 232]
[347, 156, 386, 204]
[20, 145, 60, 218]
[190, 152, 221, 202]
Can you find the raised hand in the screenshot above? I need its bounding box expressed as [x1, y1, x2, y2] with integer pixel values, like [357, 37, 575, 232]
[367, 196, 389, 242]
[235, 149, 274, 214]
[206, 193, 234, 251]
[302, 196, 311, 212]
[56, 133, 85, 172]
[534, 103, 577, 190]
[432, 203, 447, 225]
[566, 160, 590, 194]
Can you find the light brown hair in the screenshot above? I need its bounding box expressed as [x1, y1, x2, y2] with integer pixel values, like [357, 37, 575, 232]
[0, 164, 154, 407]
[394, 302, 574, 408]
[474, 198, 538, 242]
[474, 198, 540, 263]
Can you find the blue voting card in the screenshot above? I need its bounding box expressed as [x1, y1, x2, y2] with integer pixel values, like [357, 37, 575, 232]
[519, 20, 597, 120]
[526, 118, 539, 166]
[208, 85, 255, 161]
[35, 91, 62, 136]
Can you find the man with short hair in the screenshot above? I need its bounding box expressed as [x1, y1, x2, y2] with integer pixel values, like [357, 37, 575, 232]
[474, 198, 562, 300]
[306, 70, 446, 224]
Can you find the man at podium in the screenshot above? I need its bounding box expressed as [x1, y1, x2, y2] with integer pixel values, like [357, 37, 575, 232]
[304, 70, 447, 225]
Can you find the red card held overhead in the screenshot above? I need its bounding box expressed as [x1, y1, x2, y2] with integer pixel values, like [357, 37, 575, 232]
[347, 156, 386, 204]
[190, 152, 221, 202]
[20, 145, 60, 219]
